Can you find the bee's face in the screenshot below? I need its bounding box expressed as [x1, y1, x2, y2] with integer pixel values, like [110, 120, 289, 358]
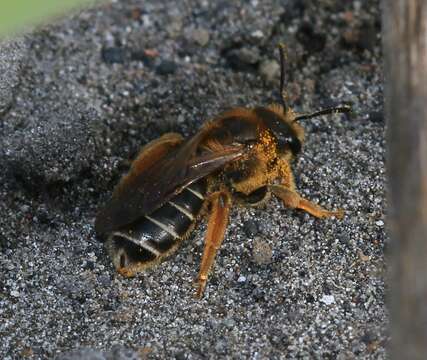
[254, 105, 305, 158]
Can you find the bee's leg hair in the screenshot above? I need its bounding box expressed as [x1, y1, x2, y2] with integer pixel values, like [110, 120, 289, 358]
[196, 190, 231, 298]
[269, 184, 344, 219]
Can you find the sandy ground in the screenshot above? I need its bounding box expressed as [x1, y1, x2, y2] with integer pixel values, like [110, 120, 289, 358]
[0, 0, 386, 359]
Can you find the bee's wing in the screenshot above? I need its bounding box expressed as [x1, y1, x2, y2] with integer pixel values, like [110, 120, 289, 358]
[95, 129, 244, 235]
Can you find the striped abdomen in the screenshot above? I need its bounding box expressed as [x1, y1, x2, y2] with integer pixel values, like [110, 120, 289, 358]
[107, 179, 207, 273]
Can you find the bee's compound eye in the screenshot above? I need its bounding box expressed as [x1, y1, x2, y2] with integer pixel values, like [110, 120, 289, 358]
[282, 136, 301, 155]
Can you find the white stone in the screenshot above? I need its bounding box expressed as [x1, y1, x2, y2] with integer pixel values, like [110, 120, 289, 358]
[320, 294, 335, 305]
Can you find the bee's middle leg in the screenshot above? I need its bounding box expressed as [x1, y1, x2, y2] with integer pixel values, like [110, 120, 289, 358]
[269, 184, 344, 219]
[196, 190, 231, 298]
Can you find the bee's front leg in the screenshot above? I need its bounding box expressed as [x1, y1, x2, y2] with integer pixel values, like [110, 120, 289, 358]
[196, 190, 232, 298]
[269, 184, 344, 219]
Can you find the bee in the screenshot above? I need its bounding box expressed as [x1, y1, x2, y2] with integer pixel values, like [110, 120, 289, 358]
[95, 44, 350, 298]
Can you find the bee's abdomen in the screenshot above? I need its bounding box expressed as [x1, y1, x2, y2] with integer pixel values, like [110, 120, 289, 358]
[110, 180, 207, 266]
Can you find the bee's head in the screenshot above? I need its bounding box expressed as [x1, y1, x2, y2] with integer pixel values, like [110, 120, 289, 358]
[254, 105, 304, 157]
[264, 43, 351, 157]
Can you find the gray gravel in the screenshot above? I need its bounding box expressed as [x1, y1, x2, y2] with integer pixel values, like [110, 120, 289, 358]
[0, 37, 28, 115]
[0, 0, 386, 359]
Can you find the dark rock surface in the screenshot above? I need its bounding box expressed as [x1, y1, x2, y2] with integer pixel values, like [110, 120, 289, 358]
[0, 0, 386, 359]
[0, 37, 28, 115]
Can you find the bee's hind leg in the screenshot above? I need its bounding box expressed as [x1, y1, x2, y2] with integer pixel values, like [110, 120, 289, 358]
[196, 190, 232, 299]
[269, 184, 344, 219]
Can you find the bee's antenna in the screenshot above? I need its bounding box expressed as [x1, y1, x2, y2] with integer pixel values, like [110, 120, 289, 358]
[278, 43, 288, 114]
[294, 104, 352, 122]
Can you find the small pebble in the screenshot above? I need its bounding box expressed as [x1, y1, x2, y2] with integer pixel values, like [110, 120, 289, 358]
[174, 352, 187, 360]
[214, 340, 226, 354]
[98, 274, 111, 287]
[223, 318, 236, 328]
[156, 60, 178, 75]
[320, 295, 335, 305]
[243, 220, 258, 237]
[191, 28, 210, 46]
[258, 60, 280, 83]
[252, 237, 273, 265]
[225, 46, 260, 70]
[250, 30, 264, 39]
[101, 47, 128, 64]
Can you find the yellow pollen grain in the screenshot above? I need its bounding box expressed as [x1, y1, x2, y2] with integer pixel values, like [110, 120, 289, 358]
[255, 130, 278, 164]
